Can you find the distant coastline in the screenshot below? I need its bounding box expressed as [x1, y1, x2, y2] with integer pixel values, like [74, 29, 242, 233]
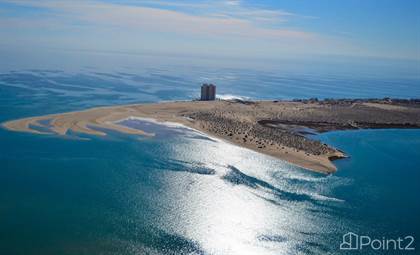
[3, 98, 420, 173]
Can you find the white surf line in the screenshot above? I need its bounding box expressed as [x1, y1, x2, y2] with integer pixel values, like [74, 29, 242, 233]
[115, 116, 192, 129]
[113, 116, 219, 140]
[217, 94, 251, 100]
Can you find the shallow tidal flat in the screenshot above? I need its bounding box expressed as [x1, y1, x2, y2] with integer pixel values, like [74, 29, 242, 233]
[3, 99, 420, 173]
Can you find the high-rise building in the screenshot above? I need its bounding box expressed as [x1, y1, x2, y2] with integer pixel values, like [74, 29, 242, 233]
[201, 84, 208, 101]
[208, 84, 216, 100]
[200, 84, 216, 101]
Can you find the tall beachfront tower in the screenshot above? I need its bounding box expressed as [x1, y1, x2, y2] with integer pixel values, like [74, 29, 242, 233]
[200, 84, 216, 101]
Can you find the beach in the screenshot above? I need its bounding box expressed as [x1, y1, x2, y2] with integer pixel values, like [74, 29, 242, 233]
[3, 99, 420, 173]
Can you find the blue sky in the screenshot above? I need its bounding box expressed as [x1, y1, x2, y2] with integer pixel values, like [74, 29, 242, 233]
[0, 0, 419, 61]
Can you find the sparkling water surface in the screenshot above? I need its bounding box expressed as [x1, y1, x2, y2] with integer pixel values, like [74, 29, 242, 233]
[0, 57, 419, 254]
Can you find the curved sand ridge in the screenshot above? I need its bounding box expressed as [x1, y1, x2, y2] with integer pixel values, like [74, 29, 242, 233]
[3, 106, 153, 136]
[3, 99, 420, 174]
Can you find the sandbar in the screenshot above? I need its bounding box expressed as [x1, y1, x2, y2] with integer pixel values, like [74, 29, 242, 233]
[3, 98, 420, 174]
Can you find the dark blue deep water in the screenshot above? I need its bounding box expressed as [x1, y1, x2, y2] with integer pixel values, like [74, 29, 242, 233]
[0, 55, 419, 254]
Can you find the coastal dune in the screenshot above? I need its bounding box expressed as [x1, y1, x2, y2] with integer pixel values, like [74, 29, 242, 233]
[3, 99, 420, 173]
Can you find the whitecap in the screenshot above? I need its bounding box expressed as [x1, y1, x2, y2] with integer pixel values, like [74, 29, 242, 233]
[217, 94, 251, 100]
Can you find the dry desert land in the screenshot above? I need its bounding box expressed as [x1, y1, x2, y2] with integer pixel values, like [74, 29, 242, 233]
[3, 98, 420, 174]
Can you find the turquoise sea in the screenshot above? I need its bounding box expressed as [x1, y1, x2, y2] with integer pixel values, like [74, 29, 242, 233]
[0, 53, 419, 254]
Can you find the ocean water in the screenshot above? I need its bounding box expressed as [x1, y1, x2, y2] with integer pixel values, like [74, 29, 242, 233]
[0, 56, 420, 254]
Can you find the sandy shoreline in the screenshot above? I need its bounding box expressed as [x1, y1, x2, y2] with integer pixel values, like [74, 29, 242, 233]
[3, 99, 420, 174]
